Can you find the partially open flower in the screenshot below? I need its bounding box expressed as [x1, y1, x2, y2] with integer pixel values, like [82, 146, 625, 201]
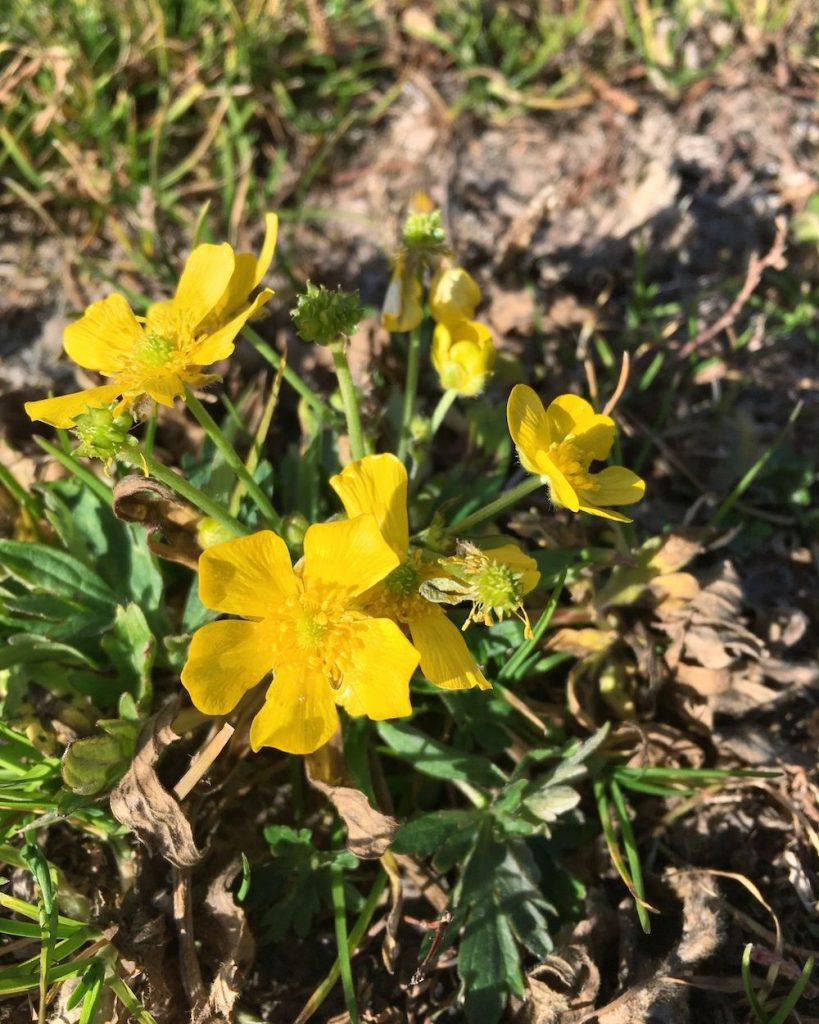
[381, 257, 424, 333]
[507, 384, 645, 522]
[429, 266, 481, 328]
[431, 320, 495, 396]
[25, 215, 277, 428]
[181, 516, 420, 755]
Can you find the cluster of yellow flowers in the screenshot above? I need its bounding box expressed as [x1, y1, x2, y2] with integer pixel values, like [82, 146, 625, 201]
[24, 209, 646, 757]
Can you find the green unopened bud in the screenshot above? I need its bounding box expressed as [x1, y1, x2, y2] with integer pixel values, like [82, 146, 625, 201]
[281, 512, 309, 553]
[291, 282, 363, 346]
[72, 405, 135, 461]
[409, 414, 431, 443]
[197, 516, 237, 550]
[402, 209, 446, 252]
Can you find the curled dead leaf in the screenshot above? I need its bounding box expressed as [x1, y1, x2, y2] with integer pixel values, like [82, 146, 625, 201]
[110, 701, 202, 867]
[113, 474, 202, 569]
[305, 738, 398, 859]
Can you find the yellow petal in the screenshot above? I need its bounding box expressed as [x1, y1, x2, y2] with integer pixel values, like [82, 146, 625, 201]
[572, 420, 616, 463]
[302, 516, 399, 601]
[25, 384, 123, 428]
[507, 384, 551, 474]
[336, 617, 417, 719]
[382, 265, 423, 333]
[409, 608, 490, 690]
[140, 373, 186, 407]
[253, 212, 279, 288]
[539, 453, 580, 512]
[188, 288, 274, 366]
[172, 242, 237, 329]
[576, 465, 646, 506]
[576, 502, 633, 523]
[428, 266, 481, 328]
[199, 530, 297, 617]
[181, 618, 273, 714]
[329, 453, 409, 559]
[547, 394, 614, 454]
[63, 295, 143, 374]
[483, 542, 540, 595]
[250, 663, 339, 754]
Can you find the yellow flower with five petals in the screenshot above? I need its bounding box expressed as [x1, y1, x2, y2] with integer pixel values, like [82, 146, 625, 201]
[431, 319, 495, 396]
[25, 215, 278, 428]
[330, 453, 491, 691]
[181, 515, 420, 755]
[507, 384, 645, 522]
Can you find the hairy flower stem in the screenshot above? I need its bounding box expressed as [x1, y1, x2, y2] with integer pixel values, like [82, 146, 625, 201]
[119, 448, 246, 538]
[397, 324, 423, 464]
[184, 387, 281, 531]
[330, 340, 365, 462]
[444, 474, 543, 535]
[243, 324, 338, 424]
[430, 388, 458, 436]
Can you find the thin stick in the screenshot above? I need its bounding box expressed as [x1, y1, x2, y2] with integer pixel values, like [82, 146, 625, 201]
[602, 350, 631, 417]
[173, 723, 235, 801]
[678, 217, 787, 359]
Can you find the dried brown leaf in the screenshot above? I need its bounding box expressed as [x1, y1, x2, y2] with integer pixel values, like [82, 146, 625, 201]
[113, 474, 202, 569]
[110, 702, 202, 867]
[305, 740, 398, 859]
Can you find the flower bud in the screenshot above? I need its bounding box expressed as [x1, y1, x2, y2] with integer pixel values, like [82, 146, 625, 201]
[72, 405, 135, 462]
[196, 516, 237, 550]
[429, 266, 481, 328]
[431, 320, 495, 396]
[381, 258, 424, 333]
[291, 282, 363, 346]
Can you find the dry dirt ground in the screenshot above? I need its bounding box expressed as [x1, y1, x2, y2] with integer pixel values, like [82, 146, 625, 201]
[2, 45, 819, 1024]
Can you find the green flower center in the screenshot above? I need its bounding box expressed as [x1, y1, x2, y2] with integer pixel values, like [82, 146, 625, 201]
[295, 610, 328, 649]
[384, 560, 419, 598]
[133, 332, 176, 368]
[474, 561, 520, 613]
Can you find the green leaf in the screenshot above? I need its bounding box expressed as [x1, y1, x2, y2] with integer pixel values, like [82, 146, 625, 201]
[100, 603, 155, 705]
[377, 721, 507, 788]
[0, 541, 117, 610]
[0, 635, 99, 671]
[392, 810, 482, 872]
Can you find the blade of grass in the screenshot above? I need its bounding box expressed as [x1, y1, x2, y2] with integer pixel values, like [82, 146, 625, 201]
[499, 568, 567, 681]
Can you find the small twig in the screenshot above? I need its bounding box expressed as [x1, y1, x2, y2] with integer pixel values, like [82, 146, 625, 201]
[602, 350, 631, 417]
[678, 216, 787, 359]
[173, 722, 235, 802]
[172, 867, 205, 1005]
[410, 911, 453, 986]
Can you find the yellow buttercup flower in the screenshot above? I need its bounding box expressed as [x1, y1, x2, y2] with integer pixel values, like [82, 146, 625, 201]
[431, 319, 495, 396]
[330, 453, 491, 691]
[429, 266, 481, 328]
[507, 384, 645, 522]
[181, 516, 420, 755]
[25, 215, 278, 428]
[381, 256, 424, 333]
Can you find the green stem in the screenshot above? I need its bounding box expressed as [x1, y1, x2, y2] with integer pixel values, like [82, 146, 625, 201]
[709, 400, 803, 528]
[397, 325, 423, 464]
[499, 568, 567, 681]
[118, 448, 246, 538]
[184, 387, 281, 531]
[142, 410, 158, 458]
[293, 869, 387, 1024]
[34, 437, 112, 504]
[330, 861, 360, 1024]
[330, 340, 365, 462]
[0, 463, 44, 540]
[430, 388, 458, 436]
[444, 474, 543, 535]
[243, 324, 338, 424]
